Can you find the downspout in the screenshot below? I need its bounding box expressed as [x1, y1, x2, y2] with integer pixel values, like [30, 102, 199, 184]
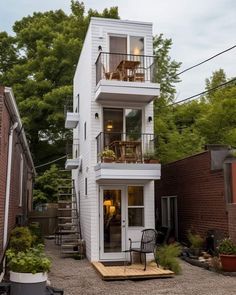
[0, 121, 18, 282]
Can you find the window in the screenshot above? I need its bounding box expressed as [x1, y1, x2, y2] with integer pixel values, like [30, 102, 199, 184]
[85, 178, 87, 196]
[130, 36, 144, 56]
[128, 186, 144, 227]
[84, 122, 86, 140]
[77, 94, 80, 113]
[19, 154, 24, 207]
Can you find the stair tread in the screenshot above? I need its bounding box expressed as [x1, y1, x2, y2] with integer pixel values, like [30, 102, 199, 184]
[58, 208, 77, 211]
[61, 250, 80, 254]
[58, 217, 78, 219]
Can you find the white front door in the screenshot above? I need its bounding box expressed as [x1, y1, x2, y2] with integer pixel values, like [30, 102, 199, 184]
[100, 186, 127, 260]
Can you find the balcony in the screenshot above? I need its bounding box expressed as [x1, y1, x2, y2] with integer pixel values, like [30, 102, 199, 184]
[95, 52, 160, 105]
[95, 132, 161, 181]
[65, 140, 82, 170]
[64, 100, 79, 129]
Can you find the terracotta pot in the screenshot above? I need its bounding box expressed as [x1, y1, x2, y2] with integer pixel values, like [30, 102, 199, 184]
[220, 254, 236, 272]
[102, 157, 114, 163]
[149, 159, 159, 164]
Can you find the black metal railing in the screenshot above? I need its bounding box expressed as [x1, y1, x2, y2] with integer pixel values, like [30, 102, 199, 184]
[66, 139, 80, 159]
[64, 99, 74, 116]
[95, 52, 157, 85]
[96, 132, 157, 163]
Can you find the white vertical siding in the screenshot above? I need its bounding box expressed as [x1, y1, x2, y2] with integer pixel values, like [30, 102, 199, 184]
[73, 17, 157, 261]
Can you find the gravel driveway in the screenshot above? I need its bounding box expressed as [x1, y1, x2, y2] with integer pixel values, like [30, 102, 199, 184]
[45, 240, 236, 295]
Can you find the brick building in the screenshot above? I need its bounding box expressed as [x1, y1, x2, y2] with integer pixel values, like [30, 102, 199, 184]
[155, 146, 236, 243]
[0, 86, 35, 263]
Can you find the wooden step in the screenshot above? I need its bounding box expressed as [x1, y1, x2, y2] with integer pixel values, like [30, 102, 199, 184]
[58, 217, 78, 220]
[61, 243, 78, 248]
[58, 208, 77, 211]
[59, 229, 79, 234]
[58, 200, 74, 204]
[61, 250, 80, 254]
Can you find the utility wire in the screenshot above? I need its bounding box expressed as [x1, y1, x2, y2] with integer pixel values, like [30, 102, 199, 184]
[169, 77, 236, 106]
[175, 44, 236, 77]
[35, 155, 67, 169]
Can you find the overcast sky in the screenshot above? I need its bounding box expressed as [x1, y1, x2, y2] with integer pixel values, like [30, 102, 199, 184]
[0, 0, 235, 99]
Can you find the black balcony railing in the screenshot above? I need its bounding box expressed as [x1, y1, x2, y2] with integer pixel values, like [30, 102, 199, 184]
[96, 132, 157, 163]
[95, 52, 157, 85]
[66, 139, 80, 159]
[64, 99, 73, 116]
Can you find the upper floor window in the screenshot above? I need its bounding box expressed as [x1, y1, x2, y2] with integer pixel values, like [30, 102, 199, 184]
[130, 36, 144, 56]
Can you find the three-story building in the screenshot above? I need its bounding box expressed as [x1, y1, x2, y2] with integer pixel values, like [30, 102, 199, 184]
[65, 17, 160, 261]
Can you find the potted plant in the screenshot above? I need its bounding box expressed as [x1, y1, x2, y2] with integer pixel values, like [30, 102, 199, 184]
[143, 151, 159, 163]
[187, 231, 204, 257]
[100, 148, 116, 163]
[218, 238, 236, 272]
[6, 244, 51, 295]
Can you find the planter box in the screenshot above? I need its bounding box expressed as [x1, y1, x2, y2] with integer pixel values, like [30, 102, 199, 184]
[10, 271, 47, 295]
[220, 254, 236, 272]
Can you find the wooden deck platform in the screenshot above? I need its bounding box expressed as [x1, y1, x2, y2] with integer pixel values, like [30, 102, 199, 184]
[92, 262, 174, 281]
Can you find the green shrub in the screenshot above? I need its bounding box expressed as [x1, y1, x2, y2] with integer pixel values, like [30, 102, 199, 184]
[9, 227, 33, 252]
[155, 243, 182, 274]
[29, 223, 44, 245]
[6, 244, 51, 274]
[218, 238, 236, 255]
[187, 231, 204, 249]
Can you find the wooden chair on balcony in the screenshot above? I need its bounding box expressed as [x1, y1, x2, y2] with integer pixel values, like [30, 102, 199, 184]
[102, 64, 121, 81]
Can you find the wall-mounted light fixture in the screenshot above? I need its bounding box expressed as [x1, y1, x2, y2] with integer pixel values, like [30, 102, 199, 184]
[148, 116, 152, 122]
[98, 45, 102, 51]
[95, 113, 99, 119]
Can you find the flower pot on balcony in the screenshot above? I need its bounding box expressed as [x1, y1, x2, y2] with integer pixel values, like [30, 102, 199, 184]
[149, 159, 159, 164]
[220, 254, 236, 272]
[103, 157, 114, 163]
[10, 271, 47, 295]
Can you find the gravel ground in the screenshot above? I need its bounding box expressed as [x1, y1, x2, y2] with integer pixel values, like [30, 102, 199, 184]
[45, 240, 236, 295]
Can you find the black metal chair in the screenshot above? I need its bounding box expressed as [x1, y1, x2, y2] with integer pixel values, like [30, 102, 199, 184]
[0, 283, 10, 295]
[128, 229, 158, 271]
[45, 286, 64, 295]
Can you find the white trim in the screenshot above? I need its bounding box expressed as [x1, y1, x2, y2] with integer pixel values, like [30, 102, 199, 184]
[99, 186, 126, 260]
[10, 271, 47, 283]
[19, 153, 24, 207]
[3, 123, 18, 250]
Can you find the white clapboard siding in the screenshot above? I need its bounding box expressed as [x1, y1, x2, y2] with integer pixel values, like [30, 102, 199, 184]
[73, 18, 157, 261]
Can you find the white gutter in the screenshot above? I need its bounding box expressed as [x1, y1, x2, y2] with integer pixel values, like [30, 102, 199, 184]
[4, 87, 36, 175]
[1, 122, 18, 282]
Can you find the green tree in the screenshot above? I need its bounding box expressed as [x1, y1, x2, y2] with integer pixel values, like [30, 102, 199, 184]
[0, 1, 119, 166]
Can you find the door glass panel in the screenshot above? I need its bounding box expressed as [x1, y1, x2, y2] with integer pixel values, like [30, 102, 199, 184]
[128, 208, 144, 226]
[128, 186, 144, 227]
[125, 109, 142, 141]
[128, 186, 143, 206]
[103, 190, 122, 253]
[110, 36, 127, 71]
[103, 108, 123, 147]
[130, 36, 144, 56]
[130, 36, 144, 67]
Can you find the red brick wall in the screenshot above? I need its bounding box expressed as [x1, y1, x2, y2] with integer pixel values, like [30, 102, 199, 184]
[0, 86, 9, 256]
[0, 86, 33, 258]
[155, 151, 229, 241]
[228, 203, 236, 243]
[231, 163, 236, 203]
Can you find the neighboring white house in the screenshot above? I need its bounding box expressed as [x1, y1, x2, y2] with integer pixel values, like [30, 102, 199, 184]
[65, 17, 160, 262]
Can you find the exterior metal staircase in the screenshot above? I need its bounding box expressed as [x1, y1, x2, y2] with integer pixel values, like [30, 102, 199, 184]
[55, 171, 84, 257]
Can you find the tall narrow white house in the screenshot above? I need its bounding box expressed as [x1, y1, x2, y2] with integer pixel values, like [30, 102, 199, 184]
[65, 17, 160, 261]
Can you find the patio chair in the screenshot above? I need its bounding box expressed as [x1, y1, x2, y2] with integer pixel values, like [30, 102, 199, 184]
[102, 64, 121, 80]
[128, 228, 158, 271]
[0, 283, 10, 295]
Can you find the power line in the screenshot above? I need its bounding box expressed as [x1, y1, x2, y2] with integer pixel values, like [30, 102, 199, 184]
[155, 77, 236, 113]
[170, 77, 236, 106]
[35, 155, 67, 169]
[175, 44, 236, 77]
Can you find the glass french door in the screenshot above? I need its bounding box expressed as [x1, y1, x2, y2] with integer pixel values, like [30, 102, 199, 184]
[100, 186, 126, 260]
